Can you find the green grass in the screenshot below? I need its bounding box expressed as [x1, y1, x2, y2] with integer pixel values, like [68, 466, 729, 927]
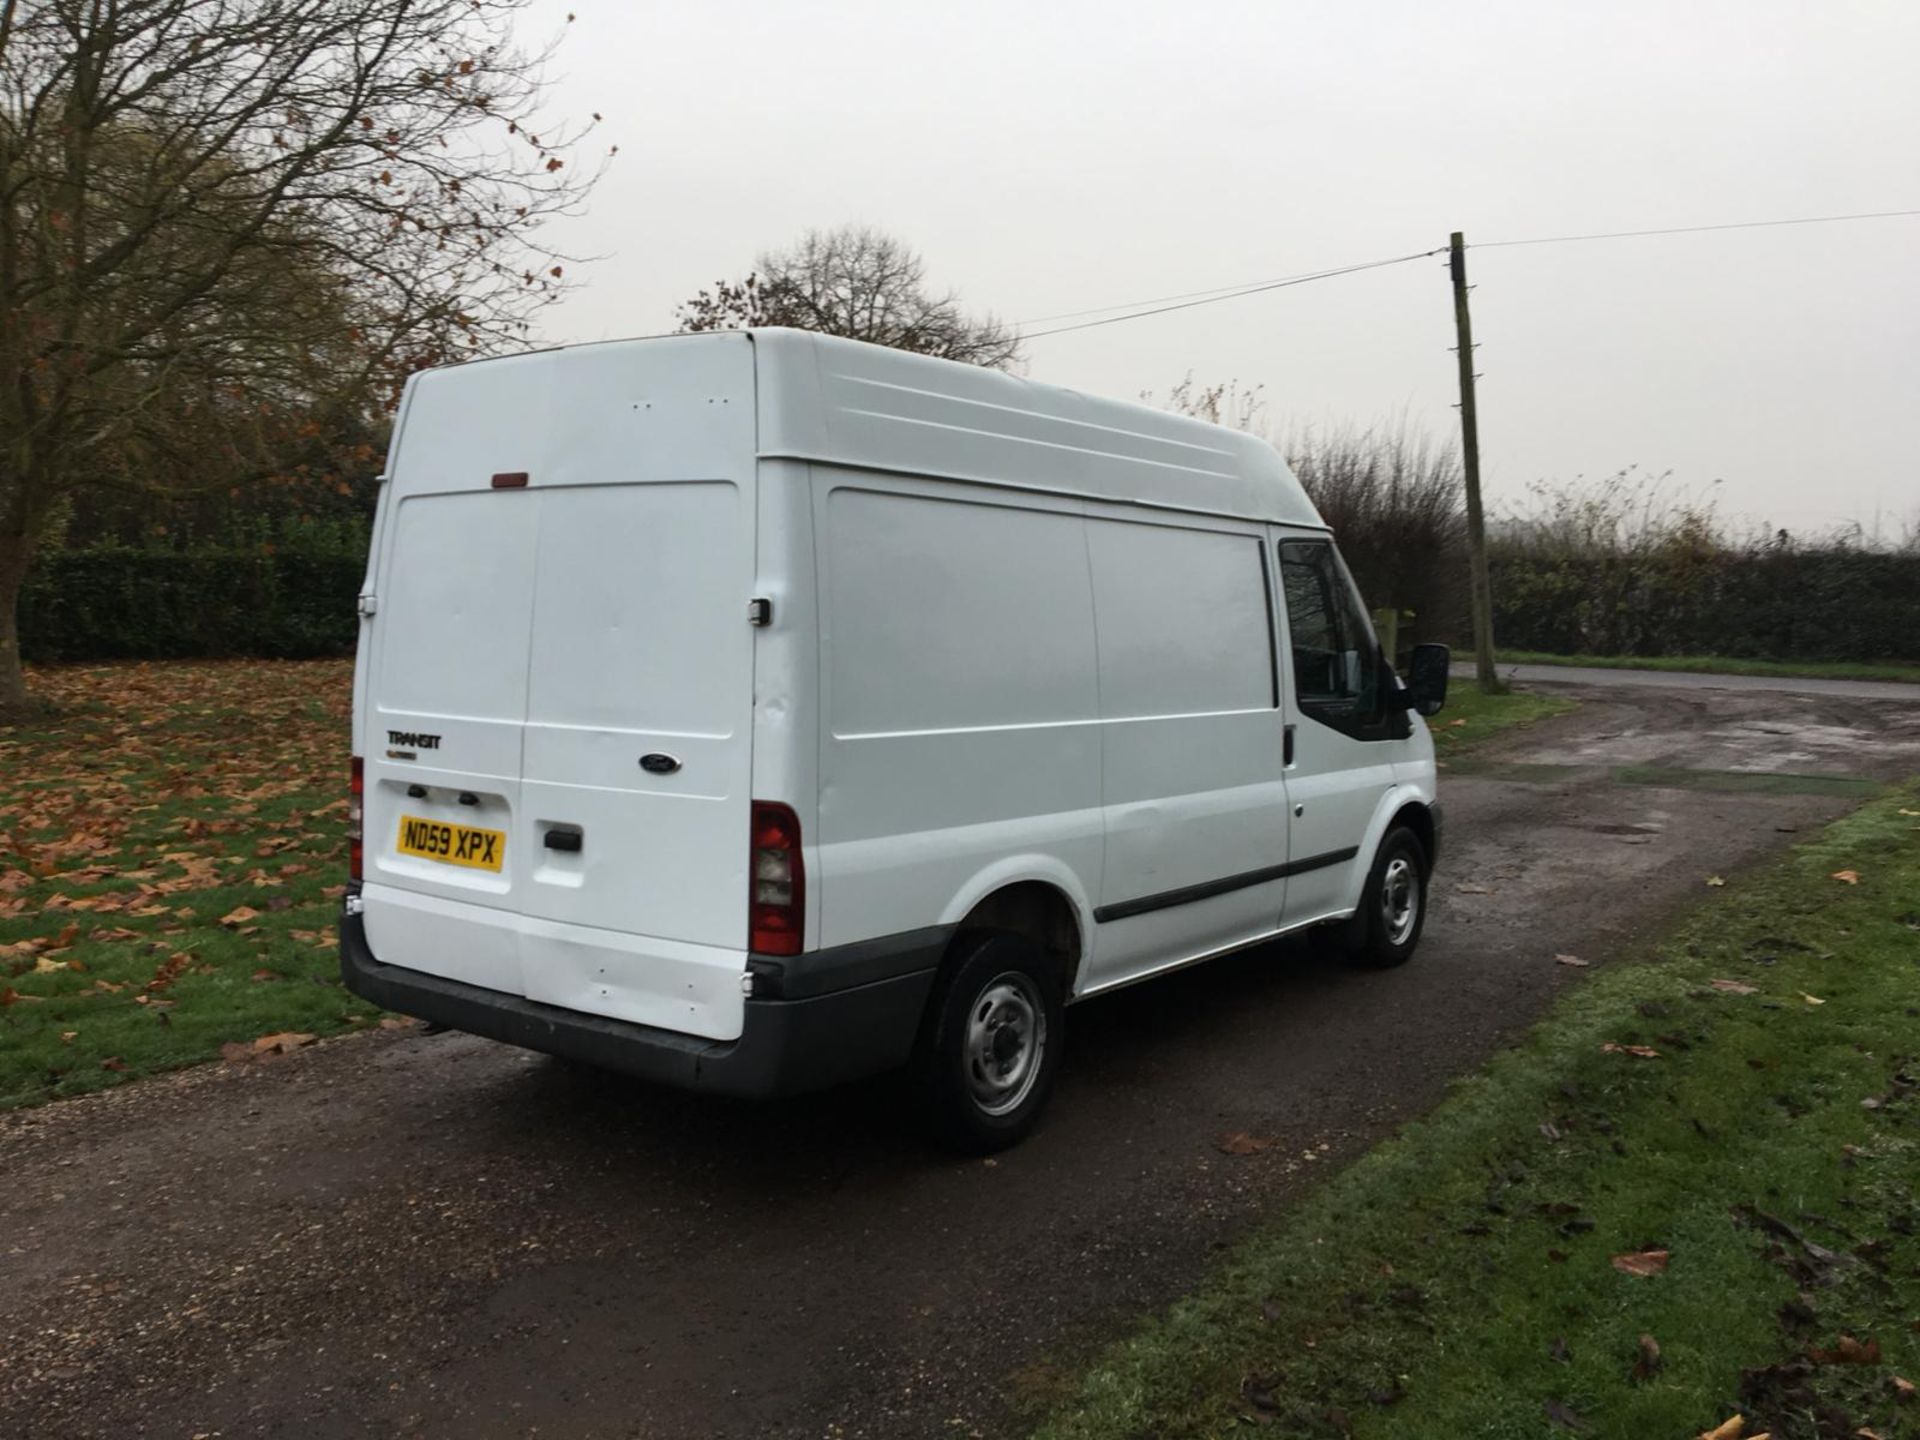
[0, 660, 368, 1108]
[1430, 683, 1577, 756]
[1033, 784, 1920, 1440]
[1499, 649, 1920, 686]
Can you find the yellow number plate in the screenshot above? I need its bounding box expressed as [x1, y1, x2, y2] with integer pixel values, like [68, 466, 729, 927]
[396, 815, 506, 872]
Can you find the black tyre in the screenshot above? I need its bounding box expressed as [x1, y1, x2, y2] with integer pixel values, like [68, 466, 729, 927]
[913, 931, 1064, 1153]
[1340, 827, 1430, 968]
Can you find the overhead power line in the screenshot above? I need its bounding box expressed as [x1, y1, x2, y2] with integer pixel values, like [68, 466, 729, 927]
[1475, 206, 1920, 249]
[1017, 206, 1919, 340]
[1018, 249, 1444, 340]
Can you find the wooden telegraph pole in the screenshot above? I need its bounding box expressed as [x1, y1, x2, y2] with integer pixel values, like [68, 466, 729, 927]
[1449, 231, 1500, 692]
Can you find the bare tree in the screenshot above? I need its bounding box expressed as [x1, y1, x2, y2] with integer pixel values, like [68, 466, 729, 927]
[677, 226, 1022, 370]
[0, 0, 606, 711]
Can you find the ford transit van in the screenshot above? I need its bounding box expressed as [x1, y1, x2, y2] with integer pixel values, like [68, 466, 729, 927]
[342, 329, 1448, 1149]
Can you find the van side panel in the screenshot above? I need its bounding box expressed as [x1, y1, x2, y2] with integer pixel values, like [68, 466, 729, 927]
[1079, 511, 1292, 988]
[813, 476, 1104, 949]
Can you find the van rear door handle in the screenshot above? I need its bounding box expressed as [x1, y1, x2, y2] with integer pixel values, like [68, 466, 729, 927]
[1284, 724, 1296, 767]
[543, 830, 583, 853]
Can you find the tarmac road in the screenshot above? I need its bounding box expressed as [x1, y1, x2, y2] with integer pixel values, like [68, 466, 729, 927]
[6, 676, 1920, 1439]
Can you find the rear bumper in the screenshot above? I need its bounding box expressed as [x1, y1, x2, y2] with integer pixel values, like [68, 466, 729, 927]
[340, 897, 947, 1099]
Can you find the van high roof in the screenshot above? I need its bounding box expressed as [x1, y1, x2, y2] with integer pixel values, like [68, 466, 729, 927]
[407, 327, 1325, 530]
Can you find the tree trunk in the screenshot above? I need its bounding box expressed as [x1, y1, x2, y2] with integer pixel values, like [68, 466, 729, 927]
[0, 527, 32, 715]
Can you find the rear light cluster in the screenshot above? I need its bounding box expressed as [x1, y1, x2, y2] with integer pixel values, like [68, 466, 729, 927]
[750, 801, 804, 956]
[349, 756, 365, 881]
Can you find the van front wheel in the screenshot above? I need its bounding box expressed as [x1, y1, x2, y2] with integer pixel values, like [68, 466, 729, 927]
[914, 932, 1064, 1153]
[1340, 827, 1430, 968]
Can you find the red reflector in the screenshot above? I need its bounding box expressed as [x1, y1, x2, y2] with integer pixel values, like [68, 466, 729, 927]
[749, 801, 804, 956]
[491, 471, 529, 489]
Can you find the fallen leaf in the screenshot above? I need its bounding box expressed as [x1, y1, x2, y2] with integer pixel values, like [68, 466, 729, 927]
[219, 904, 260, 927]
[1601, 1042, 1662, 1060]
[1555, 954, 1589, 968]
[1800, 992, 1825, 1006]
[251, 969, 280, 982]
[1698, 1420, 1745, 1440]
[1631, 1332, 1662, 1381]
[1454, 882, 1491, 895]
[1809, 1334, 1881, 1365]
[1610, 1249, 1670, 1277]
[1216, 1131, 1274, 1157]
[1706, 875, 1726, 887]
[251, 1031, 317, 1056]
[377, 1016, 416, 1030]
[1831, 869, 1860, 885]
[1543, 1398, 1589, 1432]
[100, 1056, 128, 1072]
[1711, 978, 1759, 995]
[1891, 1375, 1915, 1401]
[59, 1030, 77, 1045]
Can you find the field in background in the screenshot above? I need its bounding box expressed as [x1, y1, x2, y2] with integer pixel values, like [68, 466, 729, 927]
[1033, 785, 1920, 1440]
[0, 661, 367, 1108]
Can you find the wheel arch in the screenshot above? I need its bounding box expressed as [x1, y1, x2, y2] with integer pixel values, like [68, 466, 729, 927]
[1337, 787, 1438, 915]
[940, 863, 1091, 1000]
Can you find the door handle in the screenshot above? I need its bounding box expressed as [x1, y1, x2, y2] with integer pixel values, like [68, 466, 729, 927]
[543, 830, 583, 853]
[1284, 724, 1296, 767]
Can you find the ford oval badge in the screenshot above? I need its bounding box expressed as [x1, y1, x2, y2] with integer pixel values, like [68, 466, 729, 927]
[639, 753, 681, 775]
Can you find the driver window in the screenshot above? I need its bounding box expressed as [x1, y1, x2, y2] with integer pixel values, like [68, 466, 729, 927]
[1278, 539, 1382, 727]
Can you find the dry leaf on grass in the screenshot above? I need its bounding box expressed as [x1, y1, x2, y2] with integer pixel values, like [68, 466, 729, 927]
[1800, 993, 1826, 1006]
[1600, 1042, 1662, 1060]
[1629, 1332, 1661, 1381]
[1705, 875, 1727, 887]
[1555, 954, 1589, 967]
[1609, 1249, 1670, 1277]
[1711, 978, 1759, 995]
[1698, 1419, 1746, 1440]
[1830, 869, 1861, 885]
[218, 904, 260, 927]
[1808, 1334, 1881, 1366]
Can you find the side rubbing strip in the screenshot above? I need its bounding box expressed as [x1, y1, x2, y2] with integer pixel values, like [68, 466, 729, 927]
[1093, 847, 1361, 924]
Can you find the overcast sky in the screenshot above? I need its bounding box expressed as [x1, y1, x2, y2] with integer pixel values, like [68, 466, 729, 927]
[523, 0, 1917, 536]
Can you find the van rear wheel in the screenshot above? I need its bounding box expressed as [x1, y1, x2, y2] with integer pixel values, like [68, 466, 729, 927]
[1340, 826, 1429, 969]
[913, 932, 1064, 1153]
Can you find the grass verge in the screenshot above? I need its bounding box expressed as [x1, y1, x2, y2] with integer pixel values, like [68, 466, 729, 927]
[1499, 649, 1920, 686]
[1431, 684, 1577, 758]
[0, 660, 367, 1109]
[1034, 784, 1920, 1440]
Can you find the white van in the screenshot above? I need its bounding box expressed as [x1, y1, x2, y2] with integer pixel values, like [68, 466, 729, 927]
[342, 329, 1449, 1149]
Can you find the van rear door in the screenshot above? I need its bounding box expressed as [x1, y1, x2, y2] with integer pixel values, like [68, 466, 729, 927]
[360, 336, 759, 1041]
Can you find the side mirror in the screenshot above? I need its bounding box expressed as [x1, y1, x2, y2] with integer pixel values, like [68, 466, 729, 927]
[1405, 643, 1450, 718]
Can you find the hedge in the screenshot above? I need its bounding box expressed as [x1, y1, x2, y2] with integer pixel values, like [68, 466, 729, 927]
[19, 544, 364, 662]
[1489, 545, 1920, 663]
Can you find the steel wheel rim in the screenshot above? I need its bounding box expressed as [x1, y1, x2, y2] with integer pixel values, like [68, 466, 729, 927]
[964, 972, 1046, 1117]
[1380, 855, 1420, 946]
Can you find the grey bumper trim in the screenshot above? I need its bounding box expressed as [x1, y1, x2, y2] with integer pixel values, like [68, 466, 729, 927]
[340, 898, 946, 1099]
